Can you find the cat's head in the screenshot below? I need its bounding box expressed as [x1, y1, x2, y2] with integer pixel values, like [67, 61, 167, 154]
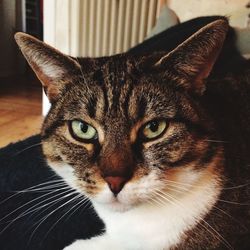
[15, 20, 228, 212]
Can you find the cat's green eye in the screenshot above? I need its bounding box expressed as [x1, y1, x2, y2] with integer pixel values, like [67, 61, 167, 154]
[70, 120, 98, 142]
[141, 120, 168, 140]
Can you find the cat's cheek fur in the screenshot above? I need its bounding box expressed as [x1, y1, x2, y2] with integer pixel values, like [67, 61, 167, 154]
[47, 161, 79, 190]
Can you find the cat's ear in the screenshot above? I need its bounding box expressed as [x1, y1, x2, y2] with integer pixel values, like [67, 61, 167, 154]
[154, 19, 229, 95]
[15, 32, 81, 102]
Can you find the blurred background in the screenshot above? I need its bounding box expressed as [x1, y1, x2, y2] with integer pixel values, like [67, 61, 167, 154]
[0, 0, 43, 148]
[0, 0, 249, 148]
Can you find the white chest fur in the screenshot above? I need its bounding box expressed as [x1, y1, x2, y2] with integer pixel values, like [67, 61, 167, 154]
[91, 179, 220, 250]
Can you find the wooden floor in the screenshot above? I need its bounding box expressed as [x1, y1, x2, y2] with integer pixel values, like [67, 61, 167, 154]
[0, 76, 43, 148]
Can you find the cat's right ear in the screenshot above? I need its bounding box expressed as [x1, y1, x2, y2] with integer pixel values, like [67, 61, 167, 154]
[15, 32, 81, 103]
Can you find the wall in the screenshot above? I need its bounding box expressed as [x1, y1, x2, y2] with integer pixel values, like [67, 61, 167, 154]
[168, 0, 250, 28]
[0, 0, 25, 77]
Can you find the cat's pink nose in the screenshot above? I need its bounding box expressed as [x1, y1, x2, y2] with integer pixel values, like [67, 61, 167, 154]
[104, 176, 128, 195]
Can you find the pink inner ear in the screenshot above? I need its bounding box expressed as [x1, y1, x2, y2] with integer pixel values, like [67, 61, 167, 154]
[15, 32, 82, 103]
[191, 54, 219, 95]
[30, 61, 61, 102]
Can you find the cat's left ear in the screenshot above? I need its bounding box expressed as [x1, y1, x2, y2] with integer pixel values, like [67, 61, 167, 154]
[154, 19, 229, 95]
[15, 32, 81, 103]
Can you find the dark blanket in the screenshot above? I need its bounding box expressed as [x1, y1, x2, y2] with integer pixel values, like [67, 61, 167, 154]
[0, 16, 246, 250]
[0, 135, 104, 250]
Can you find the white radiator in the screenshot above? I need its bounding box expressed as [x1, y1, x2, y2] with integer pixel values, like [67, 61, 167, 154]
[44, 0, 163, 57]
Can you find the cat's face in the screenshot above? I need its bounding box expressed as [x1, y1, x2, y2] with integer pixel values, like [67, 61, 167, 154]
[15, 20, 228, 212]
[40, 58, 224, 212]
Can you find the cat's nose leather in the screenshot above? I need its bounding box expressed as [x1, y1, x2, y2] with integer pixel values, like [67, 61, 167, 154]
[104, 176, 127, 195]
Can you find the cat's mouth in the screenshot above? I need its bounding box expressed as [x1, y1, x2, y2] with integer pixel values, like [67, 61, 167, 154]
[90, 186, 137, 212]
[107, 198, 132, 212]
[92, 195, 133, 212]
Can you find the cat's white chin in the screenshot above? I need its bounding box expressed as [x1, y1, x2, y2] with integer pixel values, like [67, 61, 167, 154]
[95, 199, 133, 212]
[91, 191, 134, 212]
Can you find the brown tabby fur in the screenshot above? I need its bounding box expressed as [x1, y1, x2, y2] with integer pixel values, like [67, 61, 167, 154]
[15, 19, 250, 249]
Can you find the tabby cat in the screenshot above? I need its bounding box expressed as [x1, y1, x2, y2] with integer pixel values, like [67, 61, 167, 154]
[15, 19, 250, 250]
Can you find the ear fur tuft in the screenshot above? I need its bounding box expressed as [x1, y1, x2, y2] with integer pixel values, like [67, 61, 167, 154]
[15, 32, 81, 102]
[154, 19, 229, 95]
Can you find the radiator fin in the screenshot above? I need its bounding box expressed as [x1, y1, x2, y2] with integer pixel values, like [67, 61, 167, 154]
[53, 0, 160, 57]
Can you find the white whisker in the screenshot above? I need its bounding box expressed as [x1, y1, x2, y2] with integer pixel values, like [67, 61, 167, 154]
[13, 142, 43, 156]
[0, 188, 74, 233]
[162, 179, 249, 192]
[204, 139, 229, 143]
[17, 183, 68, 193]
[153, 190, 178, 207]
[27, 191, 81, 243]
[0, 178, 62, 205]
[153, 189, 233, 249]
[211, 205, 248, 231]
[218, 199, 250, 206]
[162, 181, 191, 192]
[24, 190, 81, 227]
[42, 195, 89, 241]
[222, 183, 250, 190]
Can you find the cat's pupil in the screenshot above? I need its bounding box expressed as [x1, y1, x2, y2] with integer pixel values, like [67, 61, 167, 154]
[149, 121, 159, 132]
[80, 122, 89, 133]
